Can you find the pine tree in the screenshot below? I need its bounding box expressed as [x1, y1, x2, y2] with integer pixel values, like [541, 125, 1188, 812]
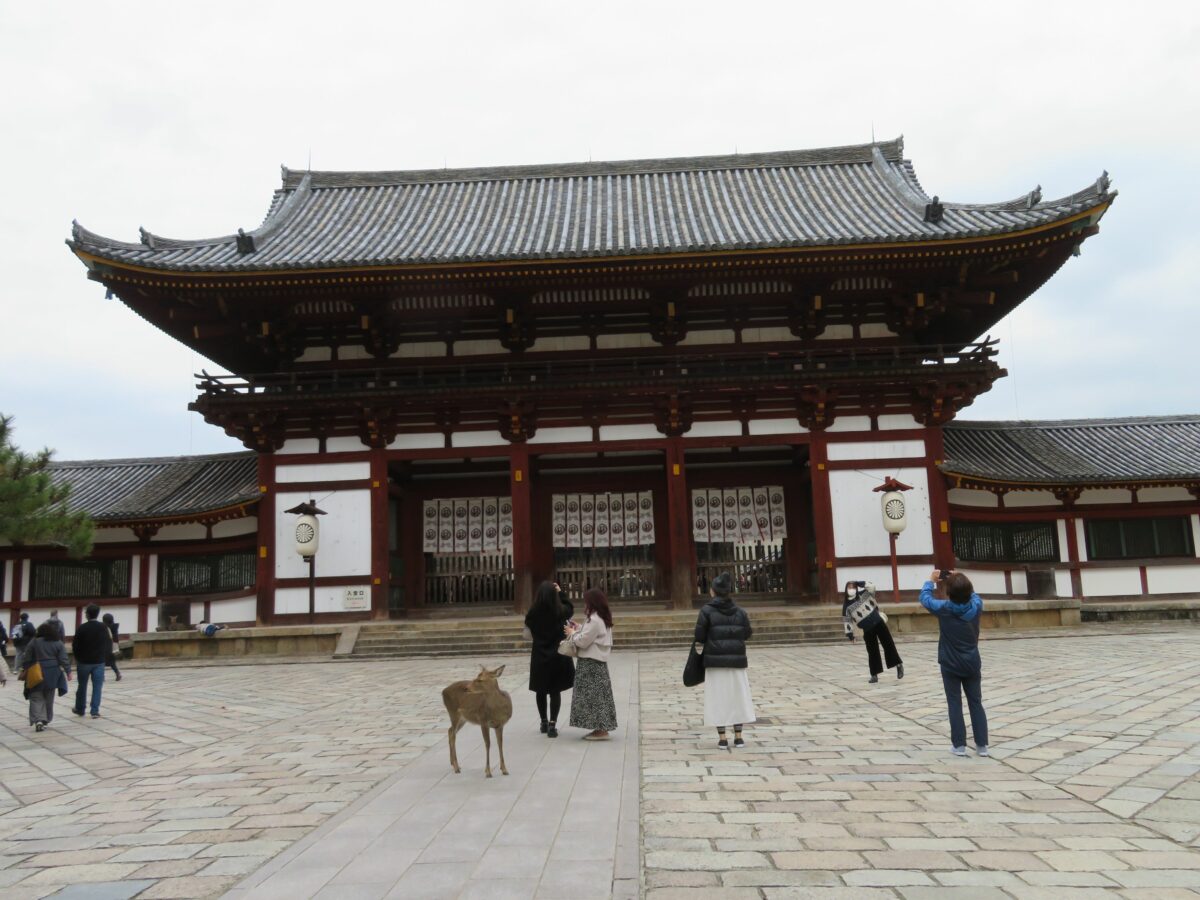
[0, 415, 93, 558]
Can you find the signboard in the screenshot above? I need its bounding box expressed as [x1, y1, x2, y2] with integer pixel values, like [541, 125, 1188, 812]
[343, 587, 369, 611]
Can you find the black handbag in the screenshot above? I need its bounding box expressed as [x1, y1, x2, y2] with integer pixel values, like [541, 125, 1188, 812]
[683, 644, 705, 687]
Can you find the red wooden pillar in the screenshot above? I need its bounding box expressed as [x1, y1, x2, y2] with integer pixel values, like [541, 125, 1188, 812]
[137, 549, 151, 633]
[369, 448, 389, 620]
[510, 444, 534, 613]
[808, 435, 837, 603]
[1063, 515, 1083, 598]
[925, 428, 956, 568]
[255, 453, 276, 625]
[400, 489, 424, 617]
[664, 438, 696, 610]
[783, 468, 809, 598]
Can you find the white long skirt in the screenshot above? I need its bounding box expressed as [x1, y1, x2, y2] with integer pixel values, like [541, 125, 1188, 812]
[703, 667, 755, 727]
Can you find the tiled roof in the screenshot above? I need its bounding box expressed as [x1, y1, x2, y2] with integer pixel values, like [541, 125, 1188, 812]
[68, 138, 1114, 273]
[943, 416, 1200, 486]
[48, 452, 259, 523]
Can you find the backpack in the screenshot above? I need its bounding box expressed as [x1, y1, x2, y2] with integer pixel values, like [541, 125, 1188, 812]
[13, 621, 34, 645]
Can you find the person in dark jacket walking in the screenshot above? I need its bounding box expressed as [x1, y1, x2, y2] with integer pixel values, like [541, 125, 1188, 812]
[18, 620, 71, 731]
[920, 570, 989, 757]
[524, 581, 575, 738]
[694, 571, 755, 749]
[102, 613, 123, 681]
[72, 604, 112, 719]
[10, 613, 34, 672]
[843, 581, 904, 683]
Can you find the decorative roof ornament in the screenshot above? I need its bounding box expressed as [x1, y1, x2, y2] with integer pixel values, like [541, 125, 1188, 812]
[138, 227, 156, 249]
[1096, 170, 1111, 197]
[1026, 185, 1042, 209]
[923, 196, 944, 224]
[236, 228, 256, 254]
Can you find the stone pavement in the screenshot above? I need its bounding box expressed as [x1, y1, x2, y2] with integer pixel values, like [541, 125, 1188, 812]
[0, 625, 1197, 898]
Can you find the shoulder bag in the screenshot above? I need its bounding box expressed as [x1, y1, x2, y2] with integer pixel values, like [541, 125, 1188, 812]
[19, 660, 44, 689]
[557, 637, 578, 658]
[683, 643, 705, 687]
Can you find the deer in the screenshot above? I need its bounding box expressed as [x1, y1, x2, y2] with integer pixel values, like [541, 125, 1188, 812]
[442, 664, 513, 777]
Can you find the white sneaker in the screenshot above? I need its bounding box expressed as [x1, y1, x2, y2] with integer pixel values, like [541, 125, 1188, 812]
[976, 745, 989, 757]
[950, 746, 967, 756]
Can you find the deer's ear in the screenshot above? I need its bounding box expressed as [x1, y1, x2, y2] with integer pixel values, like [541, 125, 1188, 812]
[492, 665, 506, 677]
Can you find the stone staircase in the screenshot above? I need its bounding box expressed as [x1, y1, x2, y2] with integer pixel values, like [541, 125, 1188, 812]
[341, 606, 846, 660]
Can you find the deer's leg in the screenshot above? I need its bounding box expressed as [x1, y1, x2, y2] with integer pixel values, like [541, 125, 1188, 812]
[496, 723, 508, 776]
[481, 724, 492, 778]
[448, 715, 462, 773]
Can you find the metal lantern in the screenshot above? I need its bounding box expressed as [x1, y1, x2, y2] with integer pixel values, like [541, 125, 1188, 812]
[880, 491, 907, 534]
[285, 499, 327, 557]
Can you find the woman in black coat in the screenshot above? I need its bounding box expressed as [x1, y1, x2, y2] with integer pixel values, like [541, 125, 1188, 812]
[695, 571, 755, 749]
[524, 581, 575, 738]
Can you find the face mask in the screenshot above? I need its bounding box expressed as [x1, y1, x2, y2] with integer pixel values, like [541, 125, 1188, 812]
[846, 588, 857, 600]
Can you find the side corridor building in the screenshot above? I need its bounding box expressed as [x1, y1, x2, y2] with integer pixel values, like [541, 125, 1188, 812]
[2, 139, 1197, 633]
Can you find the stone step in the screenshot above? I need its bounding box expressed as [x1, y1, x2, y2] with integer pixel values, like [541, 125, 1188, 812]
[354, 625, 843, 647]
[357, 614, 843, 636]
[348, 634, 845, 660]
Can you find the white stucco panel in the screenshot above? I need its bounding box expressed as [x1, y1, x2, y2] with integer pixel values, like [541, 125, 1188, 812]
[1138, 487, 1194, 503]
[956, 568, 1007, 597]
[529, 427, 593, 445]
[1146, 565, 1200, 594]
[451, 431, 510, 448]
[20, 560, 30, 601]
[597, 333, 657, 350]
[1078, 488, 1133, 505]
[747, 418, 808, 437]
[741, 327, 798, 343]
[275, 489, 371, 579]
[389, 433, 444, 450]
[129, 557, 140, 598]
[100, 605, 140, 634]
[93, 527, 138, 544]
[833, 564, 932, 594]
[827, 440, 925, 462]
[274, 585, 371, 616]
[878, 413, 920, 430]
[830, 467, 933, 558]
[1057, 520, 1071, 562]
[826, 416, 872, 433]
[276, 462, 370, 483]
[278, 438, 321, 455]
[1080, 568, 1142, 597]
[454, 339, 506, 356]
[147, 554, 158, 597]
[528, 335, 591, 353]
[212, 517, 258, 538]
[326, 436, 368, 453]
[599, 424, 661, 441]
[1004, 491, 1060, 508]
[1009, 570, 1028, 596]
[208, 595, 258, 624]
[688, 421, 742, 438]
[1, 561, 11, 605]
[154, 524, 208, 542]
[1055, 569, 1074, 597]
[947, 488, 998, 508]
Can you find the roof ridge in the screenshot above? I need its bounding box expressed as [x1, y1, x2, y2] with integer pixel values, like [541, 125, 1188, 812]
[49, 450, 256, 468]
[280, 139, 907, 190]
[948, 414, 1200, 429]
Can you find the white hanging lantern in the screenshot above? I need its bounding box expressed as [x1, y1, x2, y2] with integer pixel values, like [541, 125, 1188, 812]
[284, 499, 327, 557]
[880, 490, 907, 534]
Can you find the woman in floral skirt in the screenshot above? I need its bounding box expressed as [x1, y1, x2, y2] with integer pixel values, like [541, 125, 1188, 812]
[565, 588, 617, 740]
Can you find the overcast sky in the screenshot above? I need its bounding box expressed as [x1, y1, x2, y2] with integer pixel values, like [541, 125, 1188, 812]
[1, 2, 1196, 461]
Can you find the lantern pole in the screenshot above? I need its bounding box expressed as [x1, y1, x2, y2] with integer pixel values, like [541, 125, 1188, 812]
[284, 498, 327, 626]
[872, 477, 914, 603]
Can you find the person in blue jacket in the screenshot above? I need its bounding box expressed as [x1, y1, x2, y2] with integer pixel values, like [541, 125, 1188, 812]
[919, 570, 989, 757]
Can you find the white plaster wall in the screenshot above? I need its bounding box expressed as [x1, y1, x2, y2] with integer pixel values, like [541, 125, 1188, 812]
[451, 431, 509, 448]
[826, 416, 872, 433]
[326, 437, 368, 453]
[679, 329, 736, 346]
[276, 462, 370, 483]
[20, 560, 31, 601]
[295, 346, 333, 363]
[1057, 521, 1071, 562]
[599, 424, 660, 441]
[93, 528, 138, 544]
[274, 585, 371, 616]
[1078, 488, 1132, 506]
[455, 339, 506, 356]
[1191, 513, 1200, 553]
[275, 489, 371, 580]
[859, 323, 898, 338]
[129, 557, 140, 598]
[948, 488, 998, 508]
[390, 433, 444, 450]
[1, 561, 11, 604]
[830, 466, 933, 558]
[212, 517, 258, 538]
[337, 345, 374, 361]
[147, 555, 158, 597]
[833, 564, 932, 594]
[688, 421, 741, 438]
[529, 427, 593, 445]
[1081, 568, 1142, 597]
[99, 605, 139, 634]
[956, 568, 1007, 596]
[153, 524, 208, 542]
[741, 327, 798, 343]
[278, 438, 321, 455]
[879, 414, 920, 430]
[827, 440, 925, 462]
[208, 595, 258, 623]
[748, 418, 808, 436]
[529, 336, 591, 353]
[1005, 491, 1059, 508]
[392, 341, 447, 358]
[144, 604, 159, 632]
[597, 333, 656, 350]
[1076, 520, 1089, 561]
[1010, 570, 1028, 595]
[1138, 487, 1194, 503]
[816, 324, 854, 340]
[1055, 570, 1074, 597]
[1146, 566, 1200, 594]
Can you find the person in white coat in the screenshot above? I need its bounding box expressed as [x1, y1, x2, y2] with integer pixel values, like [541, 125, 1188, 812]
[565, 588, 617, 740]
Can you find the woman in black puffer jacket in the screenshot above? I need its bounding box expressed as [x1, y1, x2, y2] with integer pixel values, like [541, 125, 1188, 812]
[694, 571, 755, 749]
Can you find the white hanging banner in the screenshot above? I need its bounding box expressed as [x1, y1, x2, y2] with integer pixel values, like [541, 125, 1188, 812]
[566, 494, 581, 548]
[423, 501, 439, 552]
[467, 498, 483, 552]
[768, 485, 788, 539]
[737, 488, 756, 544]
[595, 494, 611, 548]
[452, 499, 469, 553]
[438, 501, 454, 553]
[691, 485, 789, 544]
[499, 498, 514, 551]
[581, 494, 596, 548]
[483, 498, 499, 552]
[622, 493, 639, 548]
[608, 492, 626, 545]
[552, 495, 567, 548]
[638, 491, 655, 546]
